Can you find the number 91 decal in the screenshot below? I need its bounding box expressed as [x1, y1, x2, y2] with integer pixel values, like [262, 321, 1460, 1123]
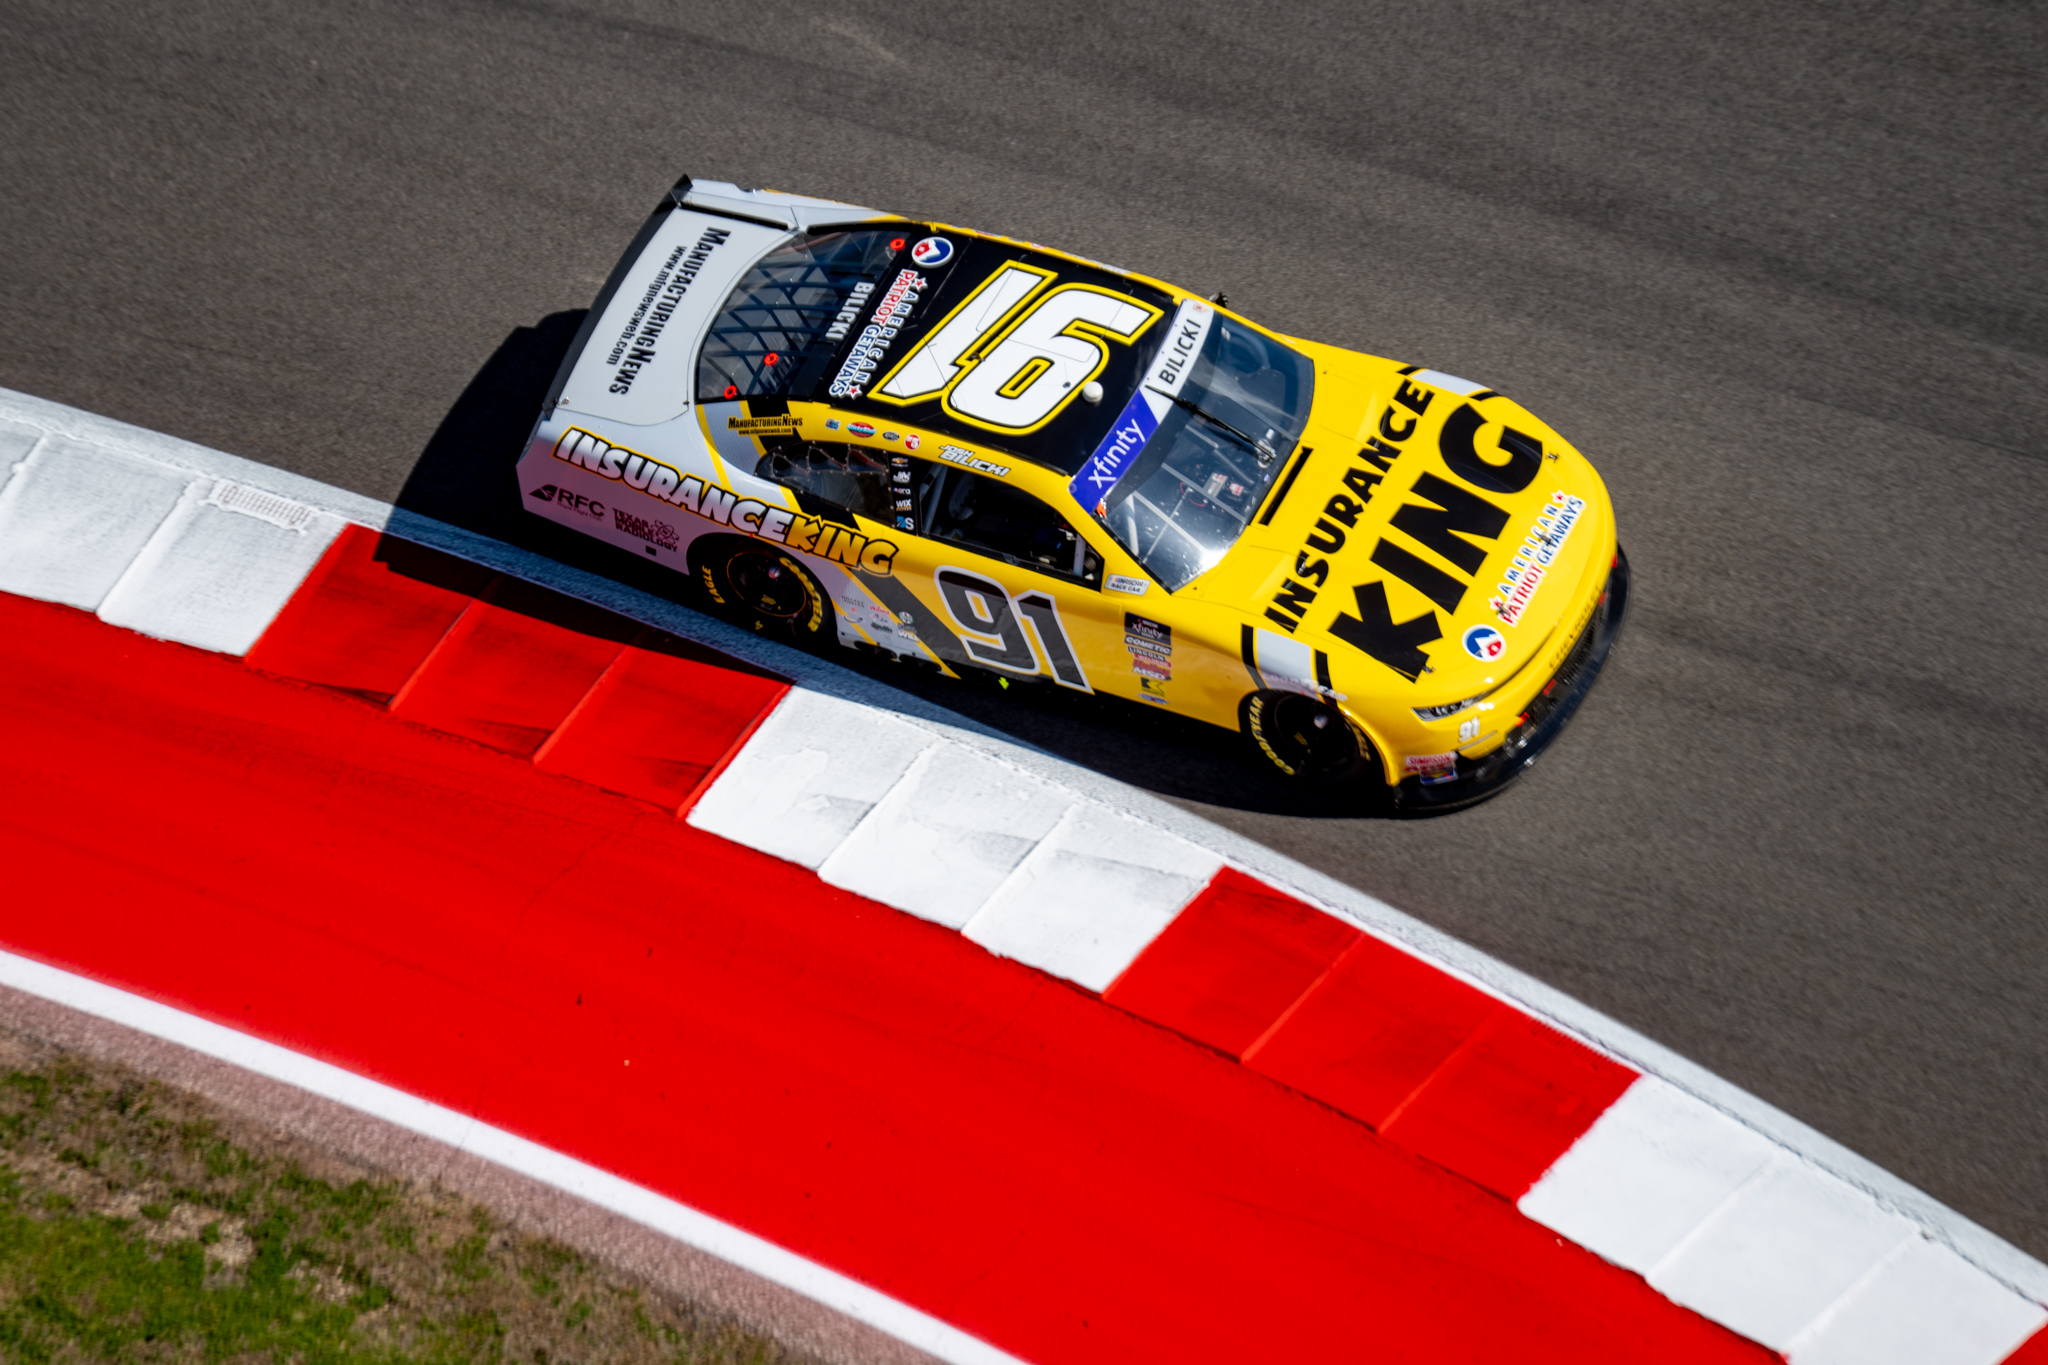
[875, 264, 1162, 436]
[934, 567, 1091, 692]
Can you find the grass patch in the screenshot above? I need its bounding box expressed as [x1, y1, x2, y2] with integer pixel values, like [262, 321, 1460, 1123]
[0, 1038, 795, 1363]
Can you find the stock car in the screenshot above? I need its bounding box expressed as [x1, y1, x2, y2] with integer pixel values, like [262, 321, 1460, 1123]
[519, 177, 1628, 807]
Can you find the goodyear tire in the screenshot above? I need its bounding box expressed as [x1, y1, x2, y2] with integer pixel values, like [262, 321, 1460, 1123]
[1241, 690, 1376, 784]
[694, 539, 835, 644]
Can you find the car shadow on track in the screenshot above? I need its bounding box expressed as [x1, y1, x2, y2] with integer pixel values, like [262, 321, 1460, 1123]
[388, 316, 1398, 820]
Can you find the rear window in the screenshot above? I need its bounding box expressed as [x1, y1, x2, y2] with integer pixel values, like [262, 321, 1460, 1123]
[699, 229, 1176, 476]
[695, 229, 905, 402]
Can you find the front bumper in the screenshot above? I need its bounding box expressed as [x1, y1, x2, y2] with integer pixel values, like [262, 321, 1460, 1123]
[1392, 547, 1632, 812]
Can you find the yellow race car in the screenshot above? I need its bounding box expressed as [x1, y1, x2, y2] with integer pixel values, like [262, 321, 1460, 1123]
[519, 178, 1628, 808]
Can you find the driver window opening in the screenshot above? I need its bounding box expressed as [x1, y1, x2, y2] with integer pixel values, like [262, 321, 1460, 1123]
[916, 465, 1102, 586]
[753, 440, 893, 520]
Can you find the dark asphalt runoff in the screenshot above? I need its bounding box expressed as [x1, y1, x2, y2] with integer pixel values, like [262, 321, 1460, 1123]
[4, 0, 2045, 1261]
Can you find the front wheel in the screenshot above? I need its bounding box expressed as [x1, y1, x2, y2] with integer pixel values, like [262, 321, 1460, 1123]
[1240, 691, 1377, 784]
[694, 539, 835, 644]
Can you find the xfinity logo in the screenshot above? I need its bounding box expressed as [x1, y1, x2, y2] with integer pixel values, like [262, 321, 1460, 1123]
[530, 485, 604, 518]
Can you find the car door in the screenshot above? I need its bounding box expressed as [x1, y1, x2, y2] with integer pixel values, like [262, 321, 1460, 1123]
[863, 459, 1134, 694]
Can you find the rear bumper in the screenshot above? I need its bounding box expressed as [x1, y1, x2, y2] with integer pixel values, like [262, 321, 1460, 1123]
[1392, 547, 1632, 813]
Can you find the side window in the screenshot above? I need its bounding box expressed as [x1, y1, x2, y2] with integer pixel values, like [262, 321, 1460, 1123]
[916, 465, 1103, 586]
[754, 440, 893, 520]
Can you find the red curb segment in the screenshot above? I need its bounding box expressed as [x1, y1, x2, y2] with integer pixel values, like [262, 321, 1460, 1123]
[1244, 931, 1502, 1126]
[253, 525, 791, 810]
[2, 588, 1772, 1363]
[245, 525, 497, 700]
[532, 635, 790, 812]
[1103, 867, 1361, 1058]
[1379, 1008, 1639, 1200]
[2007, 1327, 2048, 1363]
[244, 527, 1651, 1209]
[387, 576, 643, 757]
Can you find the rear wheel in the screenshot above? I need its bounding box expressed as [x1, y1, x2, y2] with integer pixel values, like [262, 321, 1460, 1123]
[694, 539, 835, 643]
[1241, 691, 1376, 784]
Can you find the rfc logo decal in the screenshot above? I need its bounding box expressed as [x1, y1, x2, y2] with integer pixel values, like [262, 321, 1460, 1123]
[1462, 624, 1506, 661]
[529, 485, 604, 518]
[910, 236, 954, 267]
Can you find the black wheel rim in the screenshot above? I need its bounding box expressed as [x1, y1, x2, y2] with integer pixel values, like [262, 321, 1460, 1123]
[1268, 694, 1359, 777]
[725, 551, 812, 622]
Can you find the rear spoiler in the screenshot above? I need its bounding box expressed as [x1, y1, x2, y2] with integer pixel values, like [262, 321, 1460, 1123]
[542, 176, 895, 419]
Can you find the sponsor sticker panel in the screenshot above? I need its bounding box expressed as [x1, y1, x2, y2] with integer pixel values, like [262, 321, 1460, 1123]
[1402, 751, 1459, 785]
[828, 268, 931, 401]
[1490, 490, 1587, 628]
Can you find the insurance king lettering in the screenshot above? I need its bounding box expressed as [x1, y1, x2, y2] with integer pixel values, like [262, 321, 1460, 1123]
[551, 429, 899, 574]
[1262, 379, 1435, 635]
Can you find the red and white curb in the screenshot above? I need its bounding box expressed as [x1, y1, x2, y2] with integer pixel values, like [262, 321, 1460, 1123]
[1, 386, 2042, 1364]
[0, 949, 1014, 1364]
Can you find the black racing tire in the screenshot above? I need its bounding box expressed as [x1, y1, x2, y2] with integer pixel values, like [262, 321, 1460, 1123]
[692, 538, 835, 644]
[1240, 690, 1377, 784]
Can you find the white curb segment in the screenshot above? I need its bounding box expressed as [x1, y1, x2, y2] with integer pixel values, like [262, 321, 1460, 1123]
[690, 689, 939, 868]
[818, 743, 1076, 930]
[1787, 1238, 2048, 1365]
[1653, 1155, 1919, 1348]
[0, 427, 191, 608]
[99, 480, 346, 654]
[959, 808, 1221, 991]
[2, 386, 2044, 1363]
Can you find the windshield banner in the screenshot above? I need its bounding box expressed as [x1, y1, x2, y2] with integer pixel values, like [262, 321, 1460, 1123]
[1068, 298, 1215, 515]
[1143, 297, 1214, 402]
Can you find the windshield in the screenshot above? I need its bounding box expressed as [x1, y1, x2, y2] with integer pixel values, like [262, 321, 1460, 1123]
[1083, 314, 1315, 590]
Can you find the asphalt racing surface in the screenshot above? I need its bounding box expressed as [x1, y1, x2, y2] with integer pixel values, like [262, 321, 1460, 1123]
[4, 0, 2045, 1267]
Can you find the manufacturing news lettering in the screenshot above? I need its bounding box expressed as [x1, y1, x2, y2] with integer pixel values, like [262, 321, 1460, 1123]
[550, 429, 899, 574]
[606, 226, 732, 395]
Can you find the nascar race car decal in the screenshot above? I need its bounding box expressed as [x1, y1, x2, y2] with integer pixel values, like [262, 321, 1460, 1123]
[517, 177, 1629, 806]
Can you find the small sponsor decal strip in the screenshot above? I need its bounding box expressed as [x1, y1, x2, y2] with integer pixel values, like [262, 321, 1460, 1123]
[1491, 490, 1587, 628]
[1402, 751, 1459, 785]
[728, 414, 803, 435]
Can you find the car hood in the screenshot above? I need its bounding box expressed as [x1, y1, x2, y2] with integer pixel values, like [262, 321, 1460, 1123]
[1191, 345, 1616, 705]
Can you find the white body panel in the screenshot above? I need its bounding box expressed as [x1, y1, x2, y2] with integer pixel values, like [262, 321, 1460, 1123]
[677, 179, 889, 232]
[556, 211, 791, 427]
[514, 407, 920, 659]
